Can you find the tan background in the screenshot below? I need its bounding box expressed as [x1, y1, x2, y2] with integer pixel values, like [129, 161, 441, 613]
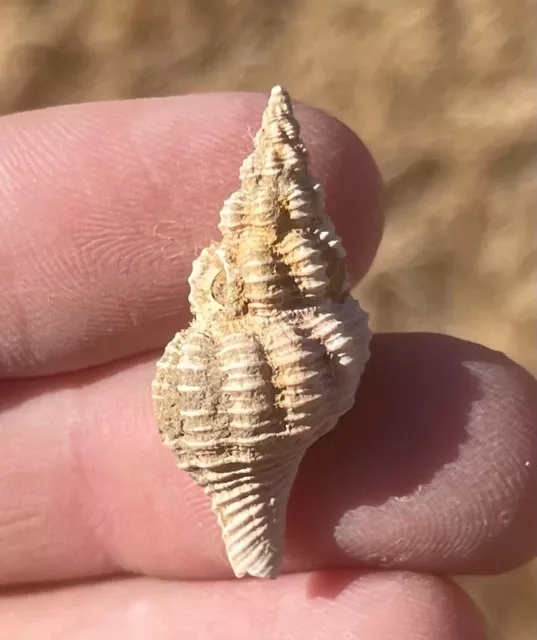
[0, 0, 535, 637]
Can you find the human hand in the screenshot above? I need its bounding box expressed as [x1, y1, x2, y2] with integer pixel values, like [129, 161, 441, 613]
[0, 94, 535, 639]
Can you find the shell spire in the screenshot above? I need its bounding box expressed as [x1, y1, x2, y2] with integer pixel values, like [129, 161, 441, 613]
[152, 86, 372, 579]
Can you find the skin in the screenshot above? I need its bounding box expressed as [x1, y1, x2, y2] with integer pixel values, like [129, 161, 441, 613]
[0, 93, 535, 639]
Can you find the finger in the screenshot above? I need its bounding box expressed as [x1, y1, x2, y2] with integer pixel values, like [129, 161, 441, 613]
[0, 572, 487, 640]
[0, 94, 383, 378]
[293, 333, 537, 573]
[1, 334, 535, 585]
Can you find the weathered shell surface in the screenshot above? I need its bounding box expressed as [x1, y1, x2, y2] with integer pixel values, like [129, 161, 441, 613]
[152, 86, 372, 579]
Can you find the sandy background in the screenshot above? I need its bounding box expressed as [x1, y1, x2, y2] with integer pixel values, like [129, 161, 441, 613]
[0, 0, 535, 637]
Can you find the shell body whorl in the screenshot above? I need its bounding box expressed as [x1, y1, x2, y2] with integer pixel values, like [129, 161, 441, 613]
[152, 86, 371, 579]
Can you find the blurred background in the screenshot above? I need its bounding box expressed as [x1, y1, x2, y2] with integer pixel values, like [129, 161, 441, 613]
[0, 0, 535, 637]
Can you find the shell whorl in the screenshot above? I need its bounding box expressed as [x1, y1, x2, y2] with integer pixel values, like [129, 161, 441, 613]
[152, 86, 372, 579]
[209, 86, 350, 316]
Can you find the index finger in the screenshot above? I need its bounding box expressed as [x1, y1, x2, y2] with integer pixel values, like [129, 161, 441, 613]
[0, 93, 383, 378]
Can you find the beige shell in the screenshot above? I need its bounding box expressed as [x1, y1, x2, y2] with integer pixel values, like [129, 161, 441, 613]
[152, 86, 371, 579]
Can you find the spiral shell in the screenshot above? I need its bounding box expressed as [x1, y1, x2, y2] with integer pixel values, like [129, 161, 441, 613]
[152, 86, 371, 579]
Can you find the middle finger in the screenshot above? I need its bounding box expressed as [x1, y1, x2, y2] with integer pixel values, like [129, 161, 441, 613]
[1, 333, 535, 585]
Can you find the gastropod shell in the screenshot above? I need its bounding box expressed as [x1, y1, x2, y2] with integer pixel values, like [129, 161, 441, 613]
[152, 86, 371, 579]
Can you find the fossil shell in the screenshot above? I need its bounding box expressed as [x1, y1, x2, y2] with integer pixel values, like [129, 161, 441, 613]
[152, 86, 372, 579]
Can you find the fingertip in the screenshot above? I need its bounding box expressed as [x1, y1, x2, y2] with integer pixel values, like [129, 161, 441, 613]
[291, 333, 537, 574]
[0, 92, 382, 377]
[0, 572, 488, 640]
